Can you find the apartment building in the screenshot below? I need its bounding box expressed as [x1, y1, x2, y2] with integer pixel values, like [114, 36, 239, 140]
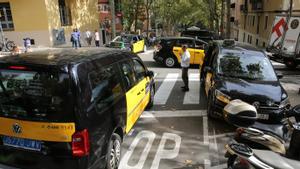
[0, 0, 99, 47]
[231, 0, 300, 48]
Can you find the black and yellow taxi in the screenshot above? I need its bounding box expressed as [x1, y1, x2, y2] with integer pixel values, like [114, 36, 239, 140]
[0, 48, 155, 169]
[201, 40, 290, 123]
[108, 34, 146, 53]
[153, 37, 207, 67]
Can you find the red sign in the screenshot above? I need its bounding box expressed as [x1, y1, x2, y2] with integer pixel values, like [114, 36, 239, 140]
[272, 18, 288, 37]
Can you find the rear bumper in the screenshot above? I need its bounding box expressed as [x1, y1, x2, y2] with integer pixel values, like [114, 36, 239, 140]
[0, 148, 87, 169]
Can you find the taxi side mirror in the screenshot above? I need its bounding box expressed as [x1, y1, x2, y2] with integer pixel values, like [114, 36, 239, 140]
[145, 71, 154, 77]
[277, 73, 283, 79]
[204, 66, 212, 73]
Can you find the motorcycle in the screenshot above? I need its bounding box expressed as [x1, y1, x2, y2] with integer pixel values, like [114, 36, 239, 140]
[224, 102, 297, 154]
[224, 100, 300, 169]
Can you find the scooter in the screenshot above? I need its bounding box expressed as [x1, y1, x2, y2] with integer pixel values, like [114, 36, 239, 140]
[224, 100, 300, 169]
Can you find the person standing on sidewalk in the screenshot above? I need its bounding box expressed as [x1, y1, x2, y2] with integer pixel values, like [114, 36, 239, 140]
[181, 45, 190, 92]
[85, 29, 92, 46]
[71, 29, 79, 49]
[94, 30, 100, 47]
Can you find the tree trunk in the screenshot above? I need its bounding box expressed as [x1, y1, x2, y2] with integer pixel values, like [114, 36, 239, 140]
[220, 0, 224, 37]
[209, 0, 214, 30]
[226, 0, 231, 38]
[146, 0, 150, 38]
[134, 0, 139, 33]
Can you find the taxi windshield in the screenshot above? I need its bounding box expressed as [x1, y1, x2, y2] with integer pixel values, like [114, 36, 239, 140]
[0, 69, 74, 122]
[217, 54, 278, 81]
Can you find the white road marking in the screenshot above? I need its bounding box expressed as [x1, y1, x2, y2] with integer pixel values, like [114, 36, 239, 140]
[140, 49, 154, 55]
[150, 133, 181, 169]
[204, 159, 211, 169]
[183, 73, 200, 104]
[119, 130, 156, 169]
[281, 82, 300, 91]
[141, 110, 207, 118]
[203, 115, 209, 146]
[154, 73, 179, 105]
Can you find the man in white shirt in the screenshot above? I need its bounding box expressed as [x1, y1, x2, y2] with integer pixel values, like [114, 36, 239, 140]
[85, 29, 92, 46]
[181, 45, 190, 92]
[94, 30, 100, 47]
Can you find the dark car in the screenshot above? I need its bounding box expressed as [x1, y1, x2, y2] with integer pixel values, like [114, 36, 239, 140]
[201, 40, 290, 123]
[0, 48, 155, 169]
[153, 37, 207, 67]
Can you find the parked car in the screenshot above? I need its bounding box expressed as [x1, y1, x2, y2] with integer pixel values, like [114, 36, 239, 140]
[201, 40, 290, 123]
[0, 48, 155, 169]
[107, 34, 147, 53]
[153, 37, 207, 67]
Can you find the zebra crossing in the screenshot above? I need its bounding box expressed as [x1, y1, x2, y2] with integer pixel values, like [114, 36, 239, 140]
[153, 72, 202, 106]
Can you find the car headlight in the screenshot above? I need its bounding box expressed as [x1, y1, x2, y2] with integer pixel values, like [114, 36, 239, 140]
[279, 97, 290, 109]
[215, 89, 231, 104]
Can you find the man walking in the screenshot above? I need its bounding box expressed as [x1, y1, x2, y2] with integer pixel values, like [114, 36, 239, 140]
[85, 29, 92, 46]
[94, 30, 100, 47]
[181, 45, 190, 92]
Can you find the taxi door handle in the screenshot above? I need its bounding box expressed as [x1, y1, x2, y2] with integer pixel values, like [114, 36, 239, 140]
[174, 50, 179, 52]
[195, 52, 200, 54]
[137, 92, 141, 95]
[141, 88, 144, 92]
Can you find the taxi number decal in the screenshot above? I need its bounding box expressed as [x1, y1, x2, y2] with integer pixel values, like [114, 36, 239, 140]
[0, 117, 75, 142]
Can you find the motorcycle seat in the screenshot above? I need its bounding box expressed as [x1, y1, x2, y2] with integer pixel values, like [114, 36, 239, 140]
[251, 122, 285, 140]
[253, 149, 300, 169]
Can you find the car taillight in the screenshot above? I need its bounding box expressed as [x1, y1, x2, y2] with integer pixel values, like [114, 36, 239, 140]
[236, 128, 245, 136]
[155, 44, 162, 51]
[9, 66, 28, 70]
[72, 129, 90, 157]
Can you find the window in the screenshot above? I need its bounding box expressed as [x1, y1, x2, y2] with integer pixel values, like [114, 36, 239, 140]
[119, 60, 136, 90]
[264, 16, 268, 29]
[252, 16, 255, 26]
[98, 3, 110, 13]
[59, 0, 72, 26]
[195, 40, 206, 49]
[0, 3, 14, 30]
[133, 60, 146, 82]
[243, 33, 245, 42]
[88, 65, 123, 111]
[177, 39, 194, 48]
[256, 39, 259, 46]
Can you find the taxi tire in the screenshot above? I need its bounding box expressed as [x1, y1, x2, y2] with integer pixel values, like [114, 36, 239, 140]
[207, 92, 215, 119]
[106, 133, 122, 169]
[147, 85, 155, 109]
[164, 56, 177, 68]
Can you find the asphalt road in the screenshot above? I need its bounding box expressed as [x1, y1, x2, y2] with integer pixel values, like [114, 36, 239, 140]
[119, 50, 300, 169]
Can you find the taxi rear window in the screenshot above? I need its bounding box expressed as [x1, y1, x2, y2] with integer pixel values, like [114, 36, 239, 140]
[0, 69, 75, 122]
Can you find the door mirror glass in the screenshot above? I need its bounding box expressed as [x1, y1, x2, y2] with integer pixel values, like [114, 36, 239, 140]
[277, 73, 283, 79]
[145, 70, 154, 77]
[204, 66, 212, 73]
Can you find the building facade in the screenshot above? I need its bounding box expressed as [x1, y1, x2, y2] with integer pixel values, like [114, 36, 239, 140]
[231, 0, 300, 48]
[0, 0, 99, 47]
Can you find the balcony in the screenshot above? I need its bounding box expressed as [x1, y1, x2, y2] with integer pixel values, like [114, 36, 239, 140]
[240, 5, 248, 13]
[250, 0, 263, 11]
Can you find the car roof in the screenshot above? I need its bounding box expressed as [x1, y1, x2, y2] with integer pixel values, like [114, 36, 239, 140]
[0, 48, 135, 67]
[159, 37, 207, 43]
[215, 40, 265, 57]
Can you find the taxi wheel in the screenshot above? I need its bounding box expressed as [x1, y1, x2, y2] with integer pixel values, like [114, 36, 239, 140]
[106, 133, 122, 169]
[207, 92, 215, 118]
[147, 85, 155, 109]
[164, 57, 176, 67]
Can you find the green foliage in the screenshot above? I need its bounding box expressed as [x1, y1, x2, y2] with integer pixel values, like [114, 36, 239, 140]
[122, 0, 223, 32]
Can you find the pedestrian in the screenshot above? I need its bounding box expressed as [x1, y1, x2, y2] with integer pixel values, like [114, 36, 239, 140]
[71, 29, 79, 49]
[180, 45, 190, 92]
[23, 37, 31, 53]
[85, 29, 92, 46]
[75, 28, 82, 48]
[94, 29, 100, 47]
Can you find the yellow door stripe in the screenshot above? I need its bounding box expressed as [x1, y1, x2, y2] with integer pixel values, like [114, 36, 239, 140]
[0, 117, 75, 142]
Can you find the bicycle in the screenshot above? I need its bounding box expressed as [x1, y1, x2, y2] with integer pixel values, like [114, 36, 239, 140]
[0, 38, 16, 51]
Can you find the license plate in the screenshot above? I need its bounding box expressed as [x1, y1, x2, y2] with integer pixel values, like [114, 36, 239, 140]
[2, 136, 41, 151]
[258, 114, 269, 120]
